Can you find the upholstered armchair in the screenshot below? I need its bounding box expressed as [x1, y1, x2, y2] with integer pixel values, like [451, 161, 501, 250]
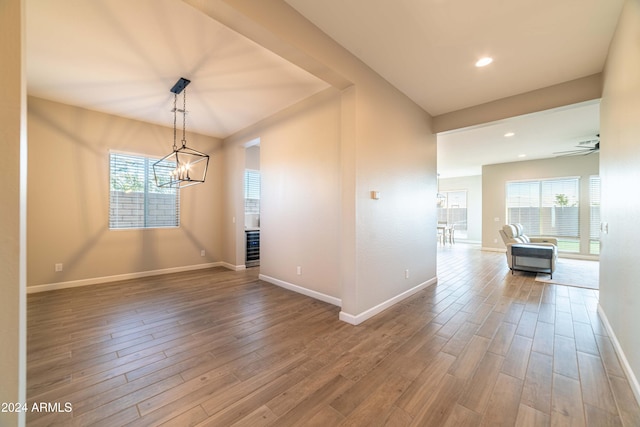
[499, 224, 558, 276]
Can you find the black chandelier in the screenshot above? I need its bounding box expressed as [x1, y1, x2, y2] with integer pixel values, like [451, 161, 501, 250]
[153, 77, 209, 188]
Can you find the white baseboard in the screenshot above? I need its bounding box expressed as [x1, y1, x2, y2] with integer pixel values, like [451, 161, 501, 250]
[559, 253, 599, 261]
[481, 247, 506, 253]
[339, 277, 438, 325]
[27, 262, 223, 294]
[258, 274, 342, 307]
[455, 239, 481, 245]
[597, 304, 640, 407]
[220, 262, 246, 271]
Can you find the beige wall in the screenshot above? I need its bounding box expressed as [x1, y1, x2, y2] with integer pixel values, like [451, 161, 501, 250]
[352, 79, 436, 315]
[202, 1, 438, 322]
[225, 89, 342, 299]
[433, 74, 603, 134]
[27, 97, 224, 287]
[482, 154, 599, 253]
[600, 0, 640, 398]
[0, 0, 27, 424]
[220, 140, 243, 267]
[245, 145, 260, 170]
[225, 81, 436, 318]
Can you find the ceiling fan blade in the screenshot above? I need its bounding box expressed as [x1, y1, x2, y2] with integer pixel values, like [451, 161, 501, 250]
[554, 137, 599, 157]
[555, 147, 599, 157]
[554, 149, 589, 156]
[575, 135, 600, 148]
[556, 152, 584, 157]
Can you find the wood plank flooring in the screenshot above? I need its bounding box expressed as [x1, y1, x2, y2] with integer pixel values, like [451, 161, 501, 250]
[27, 245, 640, 426]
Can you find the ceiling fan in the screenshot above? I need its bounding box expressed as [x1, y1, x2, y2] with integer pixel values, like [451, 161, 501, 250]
[554, 134, 600, 156]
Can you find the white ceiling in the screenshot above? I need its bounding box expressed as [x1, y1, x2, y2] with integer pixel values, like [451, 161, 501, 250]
[285, 0, 622, 116]
[437, 100, 600, 177]
[27, 0, 623, 176]
[285, 0, 622, 177]
[26, 0, 329, 139]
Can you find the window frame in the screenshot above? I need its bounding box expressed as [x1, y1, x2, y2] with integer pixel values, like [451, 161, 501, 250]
[436, 189, 468, 237]
[109, 150, 181, 230]
[244, 168, 261, 215]
[589, 175, 601, 255]
[505, 176, 581, 252]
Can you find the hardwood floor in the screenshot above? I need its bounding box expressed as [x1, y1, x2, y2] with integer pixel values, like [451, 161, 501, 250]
[27, 245, 640, 426]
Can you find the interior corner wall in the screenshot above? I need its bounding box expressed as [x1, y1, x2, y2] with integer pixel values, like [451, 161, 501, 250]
[223, 89, 343, 299]
[27, 97, 224, 288]
[439, 175, 482, 243]
[186, 0, 437, 322]
[600, 0, 640, 401]
[481, 154, 599, 252]
[348, 77, 436, 318]
[0, 0, 27, 424]
[245, 145, 260, 170]
[220, 141, 245, 268]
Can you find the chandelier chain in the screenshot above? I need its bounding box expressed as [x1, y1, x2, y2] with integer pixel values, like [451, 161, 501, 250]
[153, 77, 208, 189]
[172, 93, 178, 151]
[182, 89, 187, 147]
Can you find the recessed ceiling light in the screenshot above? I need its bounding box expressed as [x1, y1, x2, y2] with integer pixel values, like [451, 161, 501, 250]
[504, 132, 515, 137]
[475, 57, 493, 67]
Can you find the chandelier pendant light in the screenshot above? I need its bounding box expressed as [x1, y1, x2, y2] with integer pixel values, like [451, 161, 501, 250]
[153, 77, 209, 188]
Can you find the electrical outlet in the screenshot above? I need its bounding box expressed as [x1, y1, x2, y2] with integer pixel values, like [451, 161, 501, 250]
[405, 269, 410, 279]
[297, 266, 302, 275]
[55, 263, 63, 272]
[201, 250, 205, 257]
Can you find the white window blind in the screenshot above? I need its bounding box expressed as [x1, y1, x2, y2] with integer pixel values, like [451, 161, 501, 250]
[505, 181, 540, 229]
[244, 169, 261, 199]
[506, 177, 579, 239]
[590, 175, 601, 254]
[244, 169, 260, 215]
[436, 190, 468, 234]
[109, 152, 180, 229]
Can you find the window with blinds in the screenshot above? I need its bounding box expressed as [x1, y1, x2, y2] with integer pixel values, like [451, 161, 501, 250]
[506, 177, 580, 251]
[244, 169, 261, 215]
[590, 175, 601, 254]
[109, 152, 180, 229]
[436, 190, 468, 237]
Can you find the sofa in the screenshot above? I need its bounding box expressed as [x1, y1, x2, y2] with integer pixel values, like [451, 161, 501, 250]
[499, 224, 558, 277]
